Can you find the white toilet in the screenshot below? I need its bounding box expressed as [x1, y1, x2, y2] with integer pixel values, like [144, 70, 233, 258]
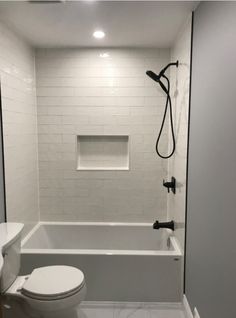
[0, 223, 86, 317]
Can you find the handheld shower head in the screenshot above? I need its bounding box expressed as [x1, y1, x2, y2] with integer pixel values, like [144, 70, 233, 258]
[145, 61, 179, 159]
[146, 70, 168, 94]
[146, 61, 179, 95]
[146, 70, 161, 82]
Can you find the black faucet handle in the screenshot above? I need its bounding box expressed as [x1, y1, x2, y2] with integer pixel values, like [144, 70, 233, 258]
[163, 177, 176, 194]
[163, 179, 170, 192]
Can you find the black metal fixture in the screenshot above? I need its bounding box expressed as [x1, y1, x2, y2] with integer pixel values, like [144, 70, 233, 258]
[146, 61, 179, 159]
[163, 176, 176, 194]
[153, 220, 175, 231]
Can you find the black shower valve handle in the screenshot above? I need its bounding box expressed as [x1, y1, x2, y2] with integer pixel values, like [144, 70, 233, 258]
[163, 177, 176, 194]
[163, 179, 170, 193]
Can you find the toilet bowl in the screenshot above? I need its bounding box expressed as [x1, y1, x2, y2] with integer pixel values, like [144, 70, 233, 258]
[0, 223, 86, 317]
[5, 265, 86, 313]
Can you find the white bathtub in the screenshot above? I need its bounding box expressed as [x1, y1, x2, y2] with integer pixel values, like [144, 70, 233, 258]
[21, 222, 182, 302]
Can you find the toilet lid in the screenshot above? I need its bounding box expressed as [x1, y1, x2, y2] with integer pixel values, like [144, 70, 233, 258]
[22, 266, 85, 300]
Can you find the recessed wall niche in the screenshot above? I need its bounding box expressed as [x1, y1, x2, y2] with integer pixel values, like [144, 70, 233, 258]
[77, 135, 129, 171]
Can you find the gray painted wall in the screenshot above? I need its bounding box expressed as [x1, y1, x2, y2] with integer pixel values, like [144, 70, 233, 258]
[185, 2, 236, 317]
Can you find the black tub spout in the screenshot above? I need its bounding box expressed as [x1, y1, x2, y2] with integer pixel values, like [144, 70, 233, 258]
[153, 220, 175, 231]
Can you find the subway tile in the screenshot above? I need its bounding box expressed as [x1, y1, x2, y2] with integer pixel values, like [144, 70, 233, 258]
[38, 134, 62, 144]
[0, 21, 39, 234]
[37, 87, 74, 97]
[35, 48, 170, 222]
[73, 87, 161, 97]
[37, 115, 62, 124]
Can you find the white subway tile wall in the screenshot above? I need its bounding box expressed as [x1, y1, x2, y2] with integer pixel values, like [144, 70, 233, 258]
[168, 17, 192, 252]
[36, 48, 170, 222]
[0, 22, 39, 234]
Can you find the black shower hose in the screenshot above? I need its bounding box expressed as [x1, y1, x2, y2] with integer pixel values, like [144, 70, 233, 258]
[155, 74, 175, 159]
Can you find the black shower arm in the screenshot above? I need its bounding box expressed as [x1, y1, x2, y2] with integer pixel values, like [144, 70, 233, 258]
[159, 61, 179, 78]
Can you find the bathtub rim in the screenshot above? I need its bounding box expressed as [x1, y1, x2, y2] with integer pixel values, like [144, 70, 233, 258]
[21, 222, 182, 257]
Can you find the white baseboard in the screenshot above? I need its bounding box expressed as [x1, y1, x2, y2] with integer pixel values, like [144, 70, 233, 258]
[193, 307, 200, 318]
[183, 295, 193, 318]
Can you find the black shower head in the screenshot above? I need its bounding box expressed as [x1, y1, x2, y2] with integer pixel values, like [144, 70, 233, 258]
[146, 61, 179, 95]
[146, 70, 168, 94]
[146, 70, 161, 82]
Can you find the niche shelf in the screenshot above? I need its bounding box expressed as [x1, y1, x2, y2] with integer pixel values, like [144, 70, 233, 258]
[77, 135, 129, 171]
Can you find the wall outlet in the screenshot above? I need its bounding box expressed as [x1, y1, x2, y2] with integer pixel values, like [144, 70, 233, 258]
[193, 307, 200, 318]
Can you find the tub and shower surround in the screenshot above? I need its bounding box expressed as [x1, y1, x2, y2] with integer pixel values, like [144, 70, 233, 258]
[36, 48, 170, 223]
[25, 45, 185, 303]
[21, 222, 182, 302]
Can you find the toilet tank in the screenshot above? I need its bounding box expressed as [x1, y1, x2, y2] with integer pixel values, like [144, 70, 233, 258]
[0, 223, 24, 292]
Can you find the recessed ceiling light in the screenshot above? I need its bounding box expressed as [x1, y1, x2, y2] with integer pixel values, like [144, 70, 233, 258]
[93, 30, 105, 39]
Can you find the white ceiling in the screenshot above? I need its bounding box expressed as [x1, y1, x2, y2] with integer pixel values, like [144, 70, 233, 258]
[0, 1, 198, 48]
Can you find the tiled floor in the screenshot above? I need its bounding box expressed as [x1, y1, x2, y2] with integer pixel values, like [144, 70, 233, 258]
[77, 302, 187, 318]
[3, 301, 187, 318]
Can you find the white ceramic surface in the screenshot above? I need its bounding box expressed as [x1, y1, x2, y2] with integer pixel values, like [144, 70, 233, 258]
[0, 223, 24, 251]
[22, 265, 84, 298]
[5, 275, 87, 315]
[21, 222, 182, 302]
[21, 222, 180, 254]
[0, 223, 24, 293]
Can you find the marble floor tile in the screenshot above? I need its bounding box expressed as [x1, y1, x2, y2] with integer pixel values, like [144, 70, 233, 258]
[3, 301, 186, 318]
[79, 302, 186, 318]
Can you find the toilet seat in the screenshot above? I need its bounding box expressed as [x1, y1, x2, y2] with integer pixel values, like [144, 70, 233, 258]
[21, 265, 85, 301]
